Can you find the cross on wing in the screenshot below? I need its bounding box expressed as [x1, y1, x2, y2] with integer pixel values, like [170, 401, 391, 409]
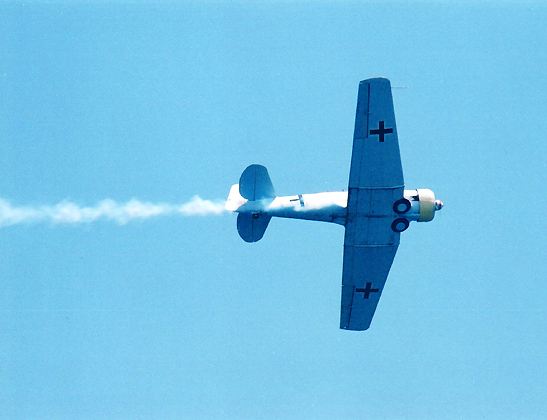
[369, 121, 393, 142]
[355, 282, 380, 299]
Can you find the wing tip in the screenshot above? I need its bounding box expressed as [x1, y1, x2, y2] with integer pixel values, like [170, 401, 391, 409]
[360, 77, 390, 85]
[340, 324, 371, 332]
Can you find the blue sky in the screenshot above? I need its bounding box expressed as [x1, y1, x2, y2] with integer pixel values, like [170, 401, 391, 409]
[1, 2, 547, 419]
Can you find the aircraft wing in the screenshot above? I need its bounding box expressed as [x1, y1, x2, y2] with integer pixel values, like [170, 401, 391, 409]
[348, 77, 404, 189]
[340, 78, 404, 331]
[340, 238, 399, 330]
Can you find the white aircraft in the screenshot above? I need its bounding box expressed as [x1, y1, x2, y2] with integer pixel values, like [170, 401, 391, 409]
[226, 78, 443, 331]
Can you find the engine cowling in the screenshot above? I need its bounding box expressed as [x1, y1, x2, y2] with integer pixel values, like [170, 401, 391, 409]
[401, 189, 443, 222]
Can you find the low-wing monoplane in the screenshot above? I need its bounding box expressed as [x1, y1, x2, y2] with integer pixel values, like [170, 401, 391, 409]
[226, 78, 443, 331]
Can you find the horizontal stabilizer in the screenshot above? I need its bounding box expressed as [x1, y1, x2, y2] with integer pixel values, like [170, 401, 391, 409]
[239, 164, 276, 201]
[237, 213, 271, 242]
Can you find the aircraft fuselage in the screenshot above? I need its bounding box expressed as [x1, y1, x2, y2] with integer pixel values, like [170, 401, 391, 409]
[234, 189, 442, 228]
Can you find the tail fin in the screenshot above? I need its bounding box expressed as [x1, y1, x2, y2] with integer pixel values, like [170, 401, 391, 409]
[225, 184, 246, 211]
[237, 213, 272, 243]
[239, 164, 276, 201]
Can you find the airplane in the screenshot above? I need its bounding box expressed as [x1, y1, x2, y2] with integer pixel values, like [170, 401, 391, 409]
[226, 77, 443, 331]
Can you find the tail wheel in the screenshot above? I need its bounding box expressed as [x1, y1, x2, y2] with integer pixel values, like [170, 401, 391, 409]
[391, 218, 409, 233]
[393, 198, 411, 214]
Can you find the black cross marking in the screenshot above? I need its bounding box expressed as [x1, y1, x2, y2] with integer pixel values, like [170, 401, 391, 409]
[289, 195, 305, 207]
[369, 121, 393, 142]
[355, 282, 379, 299]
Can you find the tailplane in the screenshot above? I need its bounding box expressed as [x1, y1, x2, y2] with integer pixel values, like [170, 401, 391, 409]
[239, 164, 276, 201]
[227, 164, 276, 242]
[237, 213, 272, 243]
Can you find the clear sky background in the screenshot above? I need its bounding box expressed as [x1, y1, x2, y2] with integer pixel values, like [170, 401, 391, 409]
[1, 2, 547, 419]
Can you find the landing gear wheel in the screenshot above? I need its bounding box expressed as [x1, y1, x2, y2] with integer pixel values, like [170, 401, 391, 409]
[393, 198, 411, 214]
[391, 218, 410, 233]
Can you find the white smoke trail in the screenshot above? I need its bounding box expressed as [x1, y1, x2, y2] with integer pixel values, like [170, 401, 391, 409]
[0, 196, 225, 228]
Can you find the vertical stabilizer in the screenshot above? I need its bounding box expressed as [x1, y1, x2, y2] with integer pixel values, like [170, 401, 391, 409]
[225, 184, 246, 211]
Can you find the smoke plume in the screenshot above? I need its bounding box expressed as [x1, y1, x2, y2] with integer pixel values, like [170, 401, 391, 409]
[0, 196, 225, 228]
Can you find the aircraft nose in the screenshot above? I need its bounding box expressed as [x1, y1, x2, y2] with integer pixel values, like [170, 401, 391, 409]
[434, 200, 444, 211]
